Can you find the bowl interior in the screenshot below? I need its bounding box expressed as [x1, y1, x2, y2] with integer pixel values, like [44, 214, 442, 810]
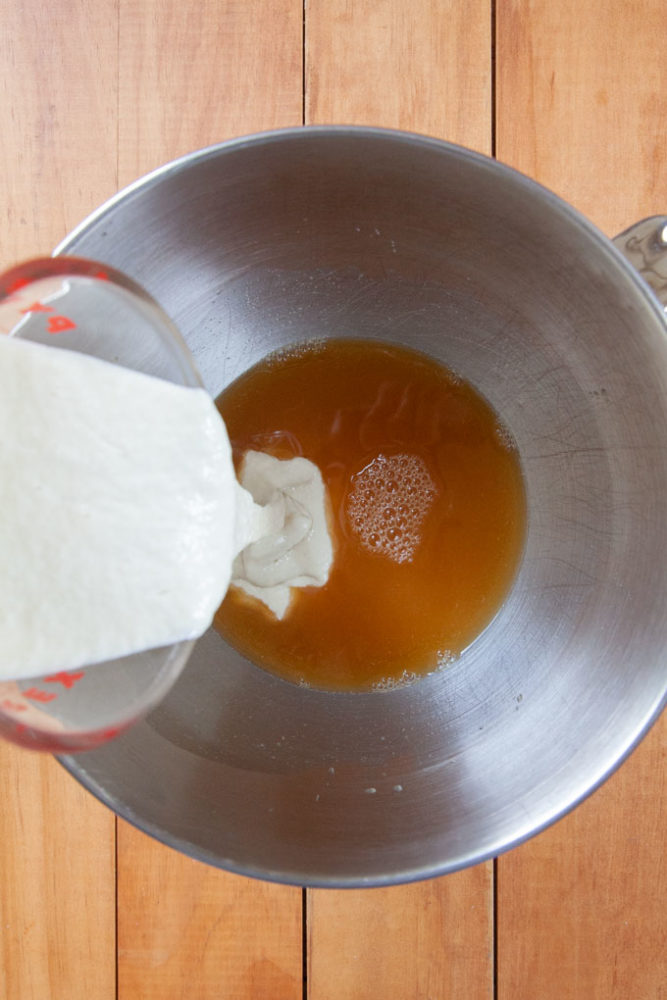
[58, 128, 667, 884]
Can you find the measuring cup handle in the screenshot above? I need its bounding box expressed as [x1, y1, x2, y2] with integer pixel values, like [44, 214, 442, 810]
[613, 216, 667, 311]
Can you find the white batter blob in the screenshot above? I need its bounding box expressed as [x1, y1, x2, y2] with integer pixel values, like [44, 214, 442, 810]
[232, 450, 333, 619]
[0, 337, 332, 680]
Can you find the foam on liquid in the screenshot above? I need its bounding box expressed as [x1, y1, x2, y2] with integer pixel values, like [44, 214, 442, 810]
[346, 453, 437, 563]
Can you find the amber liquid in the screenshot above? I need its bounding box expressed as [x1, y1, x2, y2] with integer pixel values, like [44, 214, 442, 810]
[215, 339, 526, 691]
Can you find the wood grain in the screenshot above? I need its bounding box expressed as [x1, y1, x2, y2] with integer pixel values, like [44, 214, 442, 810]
[305, 3, 494, 997]
[0, 0, 119, 262]
[118, 0, 303, 184]
[0, 2, 118, 999]
[308, 866, 493, 1000]
[497, 723, 666, 1000]
[118, 823, 302, 1000]
[496, 0, 667, 235]
[306, 0, 492, 153]
[114, 3, 305, 998]
[496, 1, 667, 997]
[0, 747, 116, 1000]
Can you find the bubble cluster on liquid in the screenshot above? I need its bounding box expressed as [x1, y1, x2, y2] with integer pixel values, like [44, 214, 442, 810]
[346, 453, 437, 563]
[372, 670, 419, 691]
[493, 420, 517, 452]
[266, 338, 328, 367]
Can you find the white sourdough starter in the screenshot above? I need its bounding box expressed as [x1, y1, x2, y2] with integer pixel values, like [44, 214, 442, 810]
[0, 336, 332, 681]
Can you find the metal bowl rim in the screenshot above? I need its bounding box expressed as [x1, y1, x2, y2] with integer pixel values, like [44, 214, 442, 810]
[56, 124, 667, 887]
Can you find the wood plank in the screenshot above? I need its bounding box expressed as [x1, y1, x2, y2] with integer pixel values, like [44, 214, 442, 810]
[0, 2, 119, 998]
[305, 3, 494, 997]
[118, 823, 302, 1000]
[306, 0, 492, 154]
[308, 866, 493, 1000]
[497, 723, 666, 1000]
[496, 0, 667, 236]
[0, 747, 116, 1000]
[118, 0, 304, 185]
[0, 0, 119, 262]
[496, 1, 667, 997]
[115, 3, 304, 999]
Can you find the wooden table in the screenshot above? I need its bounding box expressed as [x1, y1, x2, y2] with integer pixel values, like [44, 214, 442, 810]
[1, 2, 665, 997]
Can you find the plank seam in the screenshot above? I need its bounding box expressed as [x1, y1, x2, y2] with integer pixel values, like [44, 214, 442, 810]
[302, 0, 307, 125]
[491, 0, 497, 158]
[493, 857, 499, 1000]
[302, 889, 308, 1000]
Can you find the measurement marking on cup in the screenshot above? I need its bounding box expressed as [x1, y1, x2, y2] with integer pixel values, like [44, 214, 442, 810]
[47, 315, 76, 333]
[45, 670, 85, 689]
[20, 301, 54, 314]
[23, 687, 57, 703]
[19, 300, 78, 334]
[0, 699, 27, 712]
[4, 276, 30, 298]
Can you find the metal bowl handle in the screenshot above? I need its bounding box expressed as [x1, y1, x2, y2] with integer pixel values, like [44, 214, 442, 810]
[613, 215, 667, 310]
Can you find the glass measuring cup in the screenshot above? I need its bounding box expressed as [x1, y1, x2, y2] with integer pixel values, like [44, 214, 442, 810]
[0, 257, 203, 752]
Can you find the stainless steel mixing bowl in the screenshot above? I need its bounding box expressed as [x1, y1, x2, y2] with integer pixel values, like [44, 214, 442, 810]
[57, 127, 666, 886]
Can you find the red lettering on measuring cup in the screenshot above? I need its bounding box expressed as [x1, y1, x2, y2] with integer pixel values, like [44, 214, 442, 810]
[14, 300, 77, 333]
[1, 698, 27, 712]
[20, 301, 54, 314]
[6, 277, 30, 295]
[24, 687, 57, 703]
[47, 315, 77, 334]
[45, 670, 85, 689]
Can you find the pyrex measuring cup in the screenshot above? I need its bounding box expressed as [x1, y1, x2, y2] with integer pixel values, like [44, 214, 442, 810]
[0, 257, 202, 752]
